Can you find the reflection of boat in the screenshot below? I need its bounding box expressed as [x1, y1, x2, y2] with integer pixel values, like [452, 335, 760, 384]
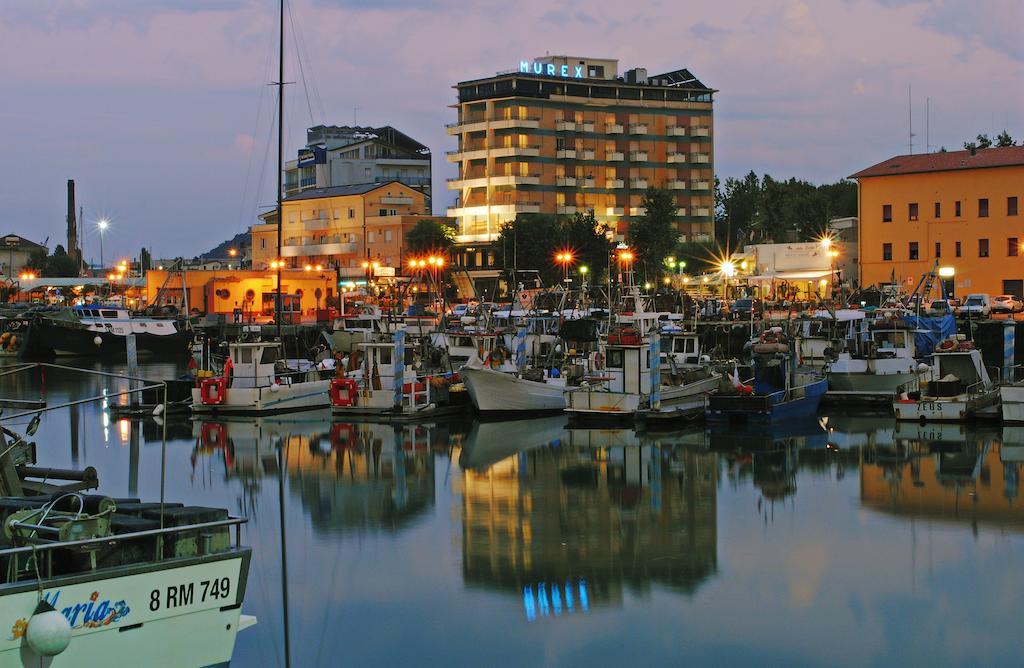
[459, 415, 567, 471]
[706, 416, 828, 451]
[191, 341, 330, 416]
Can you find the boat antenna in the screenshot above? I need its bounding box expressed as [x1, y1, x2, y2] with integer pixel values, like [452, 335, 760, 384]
[275, 0, 285, 340]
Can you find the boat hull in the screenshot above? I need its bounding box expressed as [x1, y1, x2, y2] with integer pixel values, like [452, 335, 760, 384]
[567, 374, 720, 423]
[461, 366, 566, 414]
[893, 390, 1000, 422]
[1001, 385, 1024, 423]
[827, 371, 917, 394]
[29, 318, 189, 358]
[707, 378, 827, 422]
[0, 551, 253, 667]
[191, 380, 331, 416]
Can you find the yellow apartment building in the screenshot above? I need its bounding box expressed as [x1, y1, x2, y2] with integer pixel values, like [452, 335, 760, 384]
[251, 181, 439, 273]
[447, 56, 716, 243]
[851, 146, 1024, 297]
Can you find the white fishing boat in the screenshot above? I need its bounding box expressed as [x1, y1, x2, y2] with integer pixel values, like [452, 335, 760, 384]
[329, 337, 469, 421]
[566, 327, 720, 424]
[30, 305, 188, 358]
[828, 319, 924, 397]
[192, 341, 331, 416]
[461, 362, 567, 415]
[893, 338, 999, 422]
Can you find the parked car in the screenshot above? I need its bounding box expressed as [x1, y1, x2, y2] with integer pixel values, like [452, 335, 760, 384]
[927, 299, 955, 316]
[992, 294, 1024, 314]
[730, 297, 763, 320]
[958, 294, 993, 317]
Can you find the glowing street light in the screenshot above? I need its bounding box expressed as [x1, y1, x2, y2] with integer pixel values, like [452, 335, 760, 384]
[555, 250, 574, 284]
[96, 219, 110, 270]
[228, 248, 238, 257]
[719, 260, 736, 278]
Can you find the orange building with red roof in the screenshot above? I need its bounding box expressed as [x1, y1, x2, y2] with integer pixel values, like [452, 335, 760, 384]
[850, 145, 1024, 297]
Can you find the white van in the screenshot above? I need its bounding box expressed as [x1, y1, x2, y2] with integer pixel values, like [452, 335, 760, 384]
[958, 293, 992, 316]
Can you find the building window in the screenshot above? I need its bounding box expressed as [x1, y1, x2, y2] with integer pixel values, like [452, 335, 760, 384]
[979, 198, 989, 217]
[261, 238, 266, 250]
[882, 243, 892, 261]
[979, 238, 990, 257]
[1010, 196, 1019, 216]
[935, 241, 941, 258]
[882, 204, 892, 222]
[379, 209, 387, 216]
[367, 232, 375, 243]
[908, 203, 918, 221]
[908, 241, 919, 260]
[384, 230, 393, 242]
[934, 202, 941, 218]
[1010, 237, 1019, 257]
[348, 208, 355, 219]
[955, 200, 961, 217]
[955, 241, 962, 257]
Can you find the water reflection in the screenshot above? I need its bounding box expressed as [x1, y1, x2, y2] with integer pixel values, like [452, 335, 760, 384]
[459, 420, 718, 618]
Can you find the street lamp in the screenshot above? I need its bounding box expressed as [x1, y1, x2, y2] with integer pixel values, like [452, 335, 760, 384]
[97, 219, 109, 271]
[616, 246, 634, 287]
[554, 250, 574, 286]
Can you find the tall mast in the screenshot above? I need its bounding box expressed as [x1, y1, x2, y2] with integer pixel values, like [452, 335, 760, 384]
[275, 0, 285, 338]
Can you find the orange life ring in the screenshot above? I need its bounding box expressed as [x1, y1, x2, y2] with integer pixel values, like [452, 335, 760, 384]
[330, 378, 359, 407]
[199, 377, 228, 405]
[593, 352, 604, 370]
[937, 339, 956, 352]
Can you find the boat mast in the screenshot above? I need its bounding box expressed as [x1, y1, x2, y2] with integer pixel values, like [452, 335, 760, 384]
[275, 0, 285, 339]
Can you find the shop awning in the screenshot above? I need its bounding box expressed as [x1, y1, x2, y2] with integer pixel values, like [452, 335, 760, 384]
[772, 270, 833, 280]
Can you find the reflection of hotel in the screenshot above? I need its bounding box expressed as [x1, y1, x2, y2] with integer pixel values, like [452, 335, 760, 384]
[861, 429, 1024, 529]
[459, 444, 717, 617]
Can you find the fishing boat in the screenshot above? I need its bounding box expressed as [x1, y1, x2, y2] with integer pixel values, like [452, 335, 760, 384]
[461, 361, 567, 416]
[28, 305, 188, 358]
[893, 337, 999, 422]
[827, 317, 924, 399]
[191, 340, 331, 416]
[707, 328, 827, 422]
[329, 336, 470, 421]
[565, 327, 720, 425]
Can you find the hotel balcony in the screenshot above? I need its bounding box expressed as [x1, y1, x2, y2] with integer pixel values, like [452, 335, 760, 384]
[605, 207, 625, 216]
[490, 146, 541, 158]
[667, 152, 687, 163]
[694, 207, 711, 216]
[629, 151, 648, 161]
[379, 196, 413, 205]
[630, 178, 649, 189]
[447, 202, 541, 217]
[281, 237, 357, 257]
[449, 174, 540, 189]
[692, 181, 711, 191]
[691, 127, 711, 137]
[579, 177, 596, 187]
[691, 153, 711, 163]
[489, 117, 541, 131]
[629, 207, 647, 217]
[556, 149, 577, 159]
[607, 151, 624, 162]
[667, 126, 688, 137]
[668, 180, 687, 190]
[580, 149, 595, 160]
[557, 205, 577, 215]
[296, 218, 331, 231]
[556, 176, 577, 187]
[606, 123, 624, 134]
[446, 147, 488, 162]
[446, 117, 540, 134]
[629, 123, 648, 134]
[678, 207, 688, 216]
[555, 120, 576, 131]
[607, 178, 624, 189]
[580, 122, 595, 132]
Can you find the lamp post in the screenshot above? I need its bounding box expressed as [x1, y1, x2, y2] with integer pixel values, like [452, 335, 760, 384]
[616, 246, 634, 288]
[97, 219, 109, 272]
[555, 251, 574, 287]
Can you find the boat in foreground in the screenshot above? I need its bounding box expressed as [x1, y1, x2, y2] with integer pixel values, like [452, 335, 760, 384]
[893, 338, 999, 422]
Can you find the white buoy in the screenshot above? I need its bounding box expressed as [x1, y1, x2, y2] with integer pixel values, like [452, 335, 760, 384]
[917, 363, 930, 373]
[93, 336, 102, 346]
[25, 599, 71, 656]
[270, 383, 281, 393]
[152, 403, 165, 416]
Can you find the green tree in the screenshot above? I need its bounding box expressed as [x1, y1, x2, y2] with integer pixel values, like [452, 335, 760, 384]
[561, 211, 615, 283]
[718, 171, 760, 248]
[495, 213, 614, 285]
[404, 218, 455, 254]
[628, 187, 679, 280]
[24, 249, 48, 274]
[45, 245, 80, 277]
[996, 130, 1017, 147]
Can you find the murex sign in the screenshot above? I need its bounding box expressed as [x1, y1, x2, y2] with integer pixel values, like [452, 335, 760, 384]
[520, 61, 584, 78]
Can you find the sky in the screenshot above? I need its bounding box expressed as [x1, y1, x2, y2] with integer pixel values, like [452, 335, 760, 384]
[0, 0, 1021, 263]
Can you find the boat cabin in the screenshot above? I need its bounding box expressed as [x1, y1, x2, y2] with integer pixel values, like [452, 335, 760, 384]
[74, 305, 130, 320]
[600, 339, 656, 396]
[928, 348, 993, 395]
[228, 341, 281, 388]
[868, 327, 916, 358]
[661, 332, 702, 368]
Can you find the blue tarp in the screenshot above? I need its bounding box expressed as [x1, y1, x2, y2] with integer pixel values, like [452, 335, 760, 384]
[901, 314, 956, 357]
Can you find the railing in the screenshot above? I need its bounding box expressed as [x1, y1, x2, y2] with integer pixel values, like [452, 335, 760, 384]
[1, 516, 248, 582]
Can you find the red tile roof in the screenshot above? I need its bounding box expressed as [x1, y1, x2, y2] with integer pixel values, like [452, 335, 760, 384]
[849, 145, 1024, 179]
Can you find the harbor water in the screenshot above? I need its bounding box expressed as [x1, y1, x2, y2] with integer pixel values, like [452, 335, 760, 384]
[4, 360, 1024, 666]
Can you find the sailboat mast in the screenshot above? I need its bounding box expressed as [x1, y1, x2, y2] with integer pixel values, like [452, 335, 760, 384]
[275, 0, 285, 339]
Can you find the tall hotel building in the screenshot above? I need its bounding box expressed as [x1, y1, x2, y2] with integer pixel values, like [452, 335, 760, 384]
[447, 55, 716, 243]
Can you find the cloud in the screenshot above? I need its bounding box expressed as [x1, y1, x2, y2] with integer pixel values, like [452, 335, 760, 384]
[690, 21, 731, 40]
